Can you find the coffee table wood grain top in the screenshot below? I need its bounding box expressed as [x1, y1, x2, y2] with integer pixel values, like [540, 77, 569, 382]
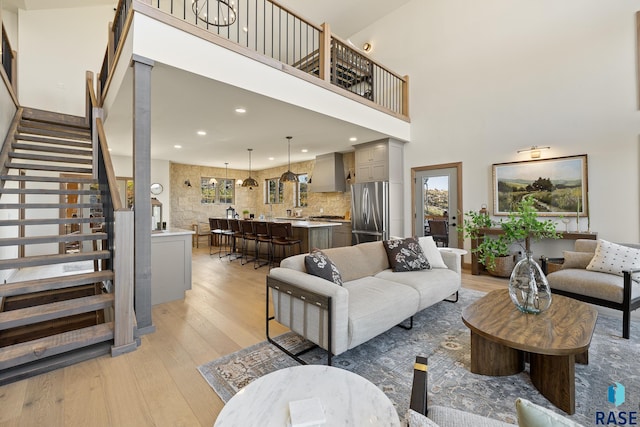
[462, 289, 598, 356]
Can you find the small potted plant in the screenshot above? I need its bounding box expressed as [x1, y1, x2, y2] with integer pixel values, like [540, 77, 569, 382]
[462, 209, 514, 277]
[242, 209, 250, 219]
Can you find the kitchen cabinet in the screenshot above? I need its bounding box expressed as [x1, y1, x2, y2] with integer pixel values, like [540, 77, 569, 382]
[354, 139, 403, 183]
[331, 222, 352, 247]
[353, 138, 404, 238]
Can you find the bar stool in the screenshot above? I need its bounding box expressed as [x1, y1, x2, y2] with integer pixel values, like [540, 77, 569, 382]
[209, 218, 222, 254]
[269, 222, 302, 269]
[239, 220, 257, 265]
[227, 219, 243, 261]
[216, 218, 234, 258]
[253, 221, 271, 269]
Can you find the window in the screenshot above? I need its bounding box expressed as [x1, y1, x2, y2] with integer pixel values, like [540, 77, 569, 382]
[265, 178, 284, 204]
[201, 177, 235, 204]
[296, 174, 308, 207]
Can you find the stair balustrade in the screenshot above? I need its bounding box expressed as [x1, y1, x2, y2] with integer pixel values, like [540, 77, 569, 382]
[99, 0, 409, 117]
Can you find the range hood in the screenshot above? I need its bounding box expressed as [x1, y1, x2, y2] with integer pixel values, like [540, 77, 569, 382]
[310, 152, 346, 192]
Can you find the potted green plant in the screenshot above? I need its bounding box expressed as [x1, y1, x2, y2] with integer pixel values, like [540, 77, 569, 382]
[242, 209, 250, 219]
[462, 209, 514, 277]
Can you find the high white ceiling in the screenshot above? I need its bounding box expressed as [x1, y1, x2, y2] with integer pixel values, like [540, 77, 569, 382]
[5, 0, 410, 171]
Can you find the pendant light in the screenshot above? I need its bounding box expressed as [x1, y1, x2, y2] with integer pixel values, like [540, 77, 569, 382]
[280, 136, 298, 183]
[241, 148, 258, 189]
[224, 162, 230, 190]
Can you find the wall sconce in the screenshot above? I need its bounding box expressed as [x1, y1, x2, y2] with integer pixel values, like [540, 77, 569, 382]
[184, 179, 192, 187]
[363, 42, 372, 53]
[517, 145, 550, 159]
[236, 179, 243, 186]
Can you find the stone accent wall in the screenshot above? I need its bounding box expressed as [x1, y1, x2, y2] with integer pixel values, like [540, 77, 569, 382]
[170, 152, 355, 230]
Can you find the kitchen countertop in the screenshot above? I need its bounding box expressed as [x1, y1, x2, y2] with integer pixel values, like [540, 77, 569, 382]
[275, 217, 351, 223]
[151, 227, 195, 236]
[273, 219, 341, 228]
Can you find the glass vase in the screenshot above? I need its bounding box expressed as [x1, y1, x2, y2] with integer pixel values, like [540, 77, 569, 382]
[508, 252, 552, 314]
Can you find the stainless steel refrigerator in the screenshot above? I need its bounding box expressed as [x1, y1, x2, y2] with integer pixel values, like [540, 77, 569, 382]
[351, 181, 389, 245]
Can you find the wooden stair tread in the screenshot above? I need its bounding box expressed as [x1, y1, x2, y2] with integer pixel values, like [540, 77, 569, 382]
[14, 134, 92, 148]
[0, 251, 110, 270]
[0, 175, 95, 184]
[21, 108, 88, 130]
[0, 188, 100, 195]
[5, 162, 91, 174]
[19, 119, 90, 136]
[17, 126, 91, 142]
[0, 232, 107, 247]
[0, 203, 101, 209]
[0, 217, 105, 227]
[0, 294, 114, 331]
[12, 142, 92, 156]
[0, 322, 114, 370]
[9, 152, 92, 164]
[0, 271, 113, 298]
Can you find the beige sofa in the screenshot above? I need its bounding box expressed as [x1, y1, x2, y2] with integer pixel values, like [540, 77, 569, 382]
[266, 239, 462, 364]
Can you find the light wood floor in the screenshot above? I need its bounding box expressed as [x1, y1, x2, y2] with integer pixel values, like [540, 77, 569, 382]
[0, 246, 508, 427]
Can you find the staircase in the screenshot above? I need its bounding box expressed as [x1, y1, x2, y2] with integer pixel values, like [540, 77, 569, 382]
[0, 108, 118, 384]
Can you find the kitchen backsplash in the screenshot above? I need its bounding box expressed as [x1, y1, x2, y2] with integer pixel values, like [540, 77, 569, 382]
[169, 153, 354, 230]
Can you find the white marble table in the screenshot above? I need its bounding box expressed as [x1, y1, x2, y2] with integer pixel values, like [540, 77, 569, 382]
[214, 365, 401, 426]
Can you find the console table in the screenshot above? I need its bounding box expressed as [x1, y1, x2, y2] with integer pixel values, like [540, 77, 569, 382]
[471, 228, 597, 275]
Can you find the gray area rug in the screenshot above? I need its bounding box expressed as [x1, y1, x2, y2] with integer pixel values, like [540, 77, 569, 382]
[199, 288, 640, 425]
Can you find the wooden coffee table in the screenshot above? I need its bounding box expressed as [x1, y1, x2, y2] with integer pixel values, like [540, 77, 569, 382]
[462, 289, 597, 414]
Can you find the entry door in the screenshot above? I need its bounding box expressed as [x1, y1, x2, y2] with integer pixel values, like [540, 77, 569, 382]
[413, 167, 459, 247]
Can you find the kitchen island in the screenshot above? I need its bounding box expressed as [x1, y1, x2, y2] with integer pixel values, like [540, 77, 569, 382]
[151, 228, 194, 305]
[274, 219, 341, 252]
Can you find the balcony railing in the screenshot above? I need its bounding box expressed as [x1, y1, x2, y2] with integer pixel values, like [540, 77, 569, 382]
[100, 0, 408, 118]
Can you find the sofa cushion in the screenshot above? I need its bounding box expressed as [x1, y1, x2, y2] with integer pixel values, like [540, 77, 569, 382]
[304, 250, 343, 285]
[375, 268, 461, 311]
[547, 268, 640, 303]
[322, 241, 391, 282]
[561, 251, 593, 270]
[342, 277, 419, 349]
[419, 236, 448, 269]
[383, 237, 430, 272]
[516, 398, 582, 427]
[427, 406, 515, 427]
[586, 239, 640, 282]
[574, 239, 598, 253]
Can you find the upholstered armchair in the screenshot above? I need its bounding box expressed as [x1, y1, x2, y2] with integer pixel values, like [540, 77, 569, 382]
[542, 239, 640, 339]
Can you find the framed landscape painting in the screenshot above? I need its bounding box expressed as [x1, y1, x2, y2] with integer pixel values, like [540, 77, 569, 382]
[492, 155, 588, 216]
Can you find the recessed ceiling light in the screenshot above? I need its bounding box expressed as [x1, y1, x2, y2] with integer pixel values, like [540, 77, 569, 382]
[108, 148, 112, 152]
[242, 26, 248, 32]
[235, 107, 247, 113]
[197, 130, 207, 136]
[349, 137, 358, 142]
[301, 149, 308, 153]
[268, 157, 275, 161]
[174, 145, 182, 149]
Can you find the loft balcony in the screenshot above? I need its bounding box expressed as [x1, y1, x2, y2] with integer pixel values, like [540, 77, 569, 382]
[97, 0, 410, 158]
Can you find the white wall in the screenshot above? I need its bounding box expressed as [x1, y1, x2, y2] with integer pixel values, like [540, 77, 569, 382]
[350, 0, 640, 253]
[17, 5, 114, 116]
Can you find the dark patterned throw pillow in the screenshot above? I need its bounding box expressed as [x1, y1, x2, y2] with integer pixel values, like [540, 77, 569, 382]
[304, 249, 343, 285]
[383, 237, 431, 272]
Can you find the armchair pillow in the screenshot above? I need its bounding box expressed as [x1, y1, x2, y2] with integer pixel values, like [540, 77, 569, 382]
[515, 398, 582, 427]
[304, 249, 343, 285]
[586, 239, 640, 282]
[383, 237, 430, 272]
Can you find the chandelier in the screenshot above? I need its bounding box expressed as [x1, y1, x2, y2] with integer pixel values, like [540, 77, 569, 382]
[192, 0, 237, 27]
